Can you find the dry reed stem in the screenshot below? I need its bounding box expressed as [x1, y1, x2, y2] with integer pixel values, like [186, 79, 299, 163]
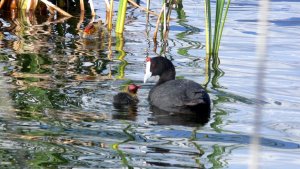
[26, 0, 31, 12]
[48, 6, 55, 15]
[89, 16, 95, 24]
[10, 0, 17, 9]
[128, 0, 159, 16]
[164, 3, 173, 40]
[89, 0, 95, 16]
[107, 0, 114, 31]
[107, 31, 113, 60]
[74, 74, 112, 81]
[29, 16, 70, 28]
[31, 0, 38, 11]
[11, 72, 51, 79]
[80, 0, 84, 11]
[40, 0, 72, 17]
[104, 0, 110, 11]
[77, 12, 85, 30]
[0, 0, 5, 9]
[105, 10, 109, 25]
[153, 7, 164, 41]
[163, 2, 166, 35]
[146, 0, 150, 10]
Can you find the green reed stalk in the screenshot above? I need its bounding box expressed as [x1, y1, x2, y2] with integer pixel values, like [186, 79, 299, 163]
[204, 0, 230, 57]
[116, 0, 128, 34]
[212, 0, 224, 54]
[216, 0, 230, 53]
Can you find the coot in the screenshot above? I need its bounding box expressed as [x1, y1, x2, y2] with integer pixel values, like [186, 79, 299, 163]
[82, 21, 105, 39]
[144, 56, 211, 114]
[113, 84, 141, 105]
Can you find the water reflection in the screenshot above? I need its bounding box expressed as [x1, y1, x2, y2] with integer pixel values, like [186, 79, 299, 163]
[0, 6, 229, 169]
[175, 4, 204, 60]
[112, 104, 138, 121]
[149, 105, 210, 127]
[1, 1, 300, 168]
[152, 129, 300, 149]
[115, 34, 128, 79]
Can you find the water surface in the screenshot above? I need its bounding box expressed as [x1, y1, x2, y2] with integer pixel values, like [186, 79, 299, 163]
[0, 0, 300, 168]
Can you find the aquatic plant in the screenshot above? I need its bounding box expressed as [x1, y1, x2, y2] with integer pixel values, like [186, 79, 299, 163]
[116, 0, 128, 34]
[204, 0, 231, 57]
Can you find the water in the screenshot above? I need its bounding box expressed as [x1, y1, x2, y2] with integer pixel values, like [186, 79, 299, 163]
[0, 0, 300, 168]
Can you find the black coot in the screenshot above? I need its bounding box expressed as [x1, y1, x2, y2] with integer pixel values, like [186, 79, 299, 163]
[113, 84, 141, 105]
[144, 56, 211, 115]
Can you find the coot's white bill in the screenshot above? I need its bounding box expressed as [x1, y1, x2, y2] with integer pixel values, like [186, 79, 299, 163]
[144, 61, 152, 83]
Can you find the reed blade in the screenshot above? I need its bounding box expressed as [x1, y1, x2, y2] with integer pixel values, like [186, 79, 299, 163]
[204, 0, 230, 57]
[216, 0, 231, 53]
[213, 0, 225, 55]
[116, 0, 128, 34]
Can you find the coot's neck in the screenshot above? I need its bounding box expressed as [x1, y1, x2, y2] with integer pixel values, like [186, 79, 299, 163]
[157, 69, 175, 85]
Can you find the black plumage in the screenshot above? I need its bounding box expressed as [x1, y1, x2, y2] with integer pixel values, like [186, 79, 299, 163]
[145, 57, 211, 115]
[113, 84, 140, 105]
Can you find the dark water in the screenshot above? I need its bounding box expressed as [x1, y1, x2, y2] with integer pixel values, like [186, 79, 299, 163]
[1, 0, 300, 168]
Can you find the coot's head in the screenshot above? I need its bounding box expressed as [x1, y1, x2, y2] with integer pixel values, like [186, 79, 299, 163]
[144, 56, 176, 84]
[128, 84, 141, 94]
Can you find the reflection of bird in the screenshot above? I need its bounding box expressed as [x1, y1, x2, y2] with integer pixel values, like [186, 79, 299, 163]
[112, 105, 138, 121]
[113, 84, 141, 105]
[144, 56, 211, 116]
[149, 105, 210, 126]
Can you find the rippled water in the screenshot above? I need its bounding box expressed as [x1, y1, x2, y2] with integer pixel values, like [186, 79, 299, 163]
[0, 0, 300, 168]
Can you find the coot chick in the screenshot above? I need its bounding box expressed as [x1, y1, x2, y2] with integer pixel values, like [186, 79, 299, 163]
[113, 84, 141, 105]
[82, 20, 105, 39]
[144, 56, 211, 114]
